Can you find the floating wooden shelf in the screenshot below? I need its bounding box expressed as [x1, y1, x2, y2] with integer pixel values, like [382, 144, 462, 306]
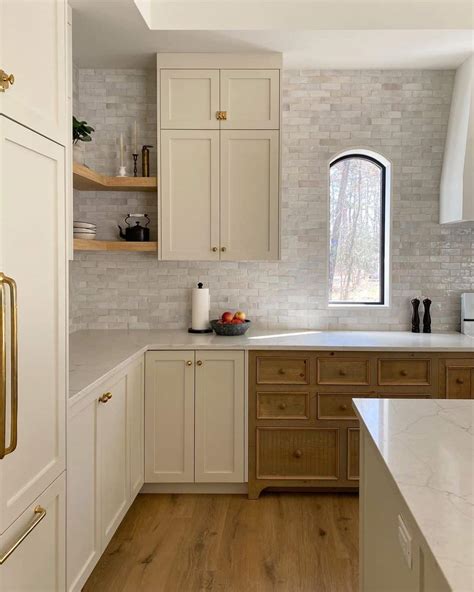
[74, 239, 158, 252]
[73, 162, 157, 192]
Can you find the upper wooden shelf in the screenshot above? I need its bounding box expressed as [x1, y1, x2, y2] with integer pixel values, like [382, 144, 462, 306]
[73, 162, 157, 192]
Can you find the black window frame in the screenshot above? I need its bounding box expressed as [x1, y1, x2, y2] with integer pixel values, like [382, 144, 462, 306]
[329, 153, 387, 306]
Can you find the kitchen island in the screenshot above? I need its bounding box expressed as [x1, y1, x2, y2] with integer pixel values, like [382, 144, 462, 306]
[353, 398, 474, 592]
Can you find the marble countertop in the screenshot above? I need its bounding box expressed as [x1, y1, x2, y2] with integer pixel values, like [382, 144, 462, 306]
[353, 398, 474, 592]
[69, 328, 473, 400]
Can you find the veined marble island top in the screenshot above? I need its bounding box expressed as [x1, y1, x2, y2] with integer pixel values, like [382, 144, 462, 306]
[353, 398, 474, 592]
[69, 328, 473, 399]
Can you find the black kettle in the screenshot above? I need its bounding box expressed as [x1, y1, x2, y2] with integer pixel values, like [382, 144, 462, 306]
[118, 213, 150, 242]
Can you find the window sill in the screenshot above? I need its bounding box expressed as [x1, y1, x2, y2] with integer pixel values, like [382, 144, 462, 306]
[327, 303, 390, 309]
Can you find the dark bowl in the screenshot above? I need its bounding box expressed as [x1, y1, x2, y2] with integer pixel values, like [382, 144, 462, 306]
[210, 319, 251, 336]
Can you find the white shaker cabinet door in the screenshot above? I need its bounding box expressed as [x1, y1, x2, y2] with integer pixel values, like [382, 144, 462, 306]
[220, 69, 280, 130]
[160, 69, 219, 129]
[128, 357, 145, 499]
[145, 351, 195, 483]
[160, 129, 220, 260]
[0, 472, 66, 592]
[0, 117, 66, 534]
[195, 351, 245, 483]
[97, 375, 129, 549]
[220, 130, 279, 260]
[0, 0, 67, 144]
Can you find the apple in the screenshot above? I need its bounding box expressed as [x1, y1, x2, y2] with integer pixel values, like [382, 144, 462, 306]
[221, 311, 234, 323]
[234, 311, 246, 321]
[231, 318, 243, 324]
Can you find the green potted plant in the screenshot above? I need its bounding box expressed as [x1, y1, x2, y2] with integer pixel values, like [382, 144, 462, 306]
[73, 116, 94, 165]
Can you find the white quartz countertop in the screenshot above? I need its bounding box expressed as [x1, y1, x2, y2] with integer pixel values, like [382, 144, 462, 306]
[69, 328, 473, 400]
[353, 398, 474, 592]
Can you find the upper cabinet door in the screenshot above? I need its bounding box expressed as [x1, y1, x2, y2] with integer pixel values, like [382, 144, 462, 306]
[220, 130, 279, 260]
[220, 70, 280, 130]
[161, 129, 220, 260]
[0, 0, 67, 145]
[161, 69, 220, 129]
[0, 117, 66, 534]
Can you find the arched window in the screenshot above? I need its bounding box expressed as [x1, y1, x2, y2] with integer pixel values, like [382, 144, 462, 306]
[329, 151, 389, 305]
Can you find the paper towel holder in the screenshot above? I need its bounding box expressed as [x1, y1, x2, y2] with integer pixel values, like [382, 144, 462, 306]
[188, 282, 213, 334]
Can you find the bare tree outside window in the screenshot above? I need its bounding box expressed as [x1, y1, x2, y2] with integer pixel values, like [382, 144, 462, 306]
[329, 154, 386, 304]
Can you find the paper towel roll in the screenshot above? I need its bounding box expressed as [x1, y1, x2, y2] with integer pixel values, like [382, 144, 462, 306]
[191, 286, 210, 330]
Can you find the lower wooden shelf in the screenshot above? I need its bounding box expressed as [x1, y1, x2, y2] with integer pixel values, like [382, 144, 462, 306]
[74, 239, 158, 252]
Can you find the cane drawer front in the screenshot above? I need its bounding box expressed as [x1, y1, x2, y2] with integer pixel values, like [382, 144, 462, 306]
[256, 357, 309, 385]
[317, 393, 358, 420]
[317, 358, 370, 385]
[257, 392, 310, 420]
[256, 428, 339, 480]
[378, 359, 431, 386]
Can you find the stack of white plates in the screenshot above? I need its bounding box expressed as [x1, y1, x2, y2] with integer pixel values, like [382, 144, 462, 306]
[73, 221, 97, 240]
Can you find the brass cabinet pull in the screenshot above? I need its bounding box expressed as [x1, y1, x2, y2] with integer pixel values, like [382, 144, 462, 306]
[216, 111, 227, 121]
[221, 246, 227, 252]
[456, 378, 464, 385]
[186, 360, 193, 366]
[0, 505, 46, 564]
[293, 449, 303, 458]
[400, 370, 408, 377]
[278, 403, 287, 410]
[339, 369, 347, 376]
[0, 273, 18, 460]
[0, 69, 15, 93]
[106, 392, 113, 400]
[278, 368, 285, 375]
[98, 393, 110, 403]
[196, 360, 203, 366]
[339, 404, 348, 411]
[212, 247, 218, 252]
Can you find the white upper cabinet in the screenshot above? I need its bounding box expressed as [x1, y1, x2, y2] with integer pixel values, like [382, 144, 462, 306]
[0, 0, 67, 145]
[160, 129, 220, 260]
[221, 130, 279, 260]
[0, 118, 66, 534]
[220, 69, 280, 130]
[161, 69, 220, 129]
[157, 54, 281, 261]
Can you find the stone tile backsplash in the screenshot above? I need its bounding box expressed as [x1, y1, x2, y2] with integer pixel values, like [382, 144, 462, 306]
[70, 68, 473, 333]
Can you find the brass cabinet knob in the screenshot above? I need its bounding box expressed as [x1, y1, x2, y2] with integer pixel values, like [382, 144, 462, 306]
[196, 360, 203, 366]
[0, 69, 14, 92]
[186, 360, 193, 366]
[221, 246, 227, 252]
[339, 404, 348, 411]
[456, 378, 464, 384]
[278, 368, 285, 375]
[212, 247, 218, 252]
[278, 403, 287, 410]
[98, 393, 109, 403]
[339, 369, 347, 376]
[293, 449, 303, 458]
[106, 392, 113, 400]
[400, 370, 408, 376]
[216, 111, 228, 121]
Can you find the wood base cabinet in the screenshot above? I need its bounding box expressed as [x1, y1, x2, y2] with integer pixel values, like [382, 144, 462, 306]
[67, 357, 144, 592]
[248, 350, 474, 498]
[145, 350, 245, 484]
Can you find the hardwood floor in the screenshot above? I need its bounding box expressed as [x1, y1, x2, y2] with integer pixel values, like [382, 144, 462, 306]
[84, 493, 359, 592]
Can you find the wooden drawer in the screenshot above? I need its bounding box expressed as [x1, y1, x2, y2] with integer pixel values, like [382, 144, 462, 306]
[317, 358, 369, 385]
[317, 393, 357, 420]
[444, 365, 473, 399]
[378, 359, 431, 386]
[256, 357, 309, 385]
[257, 392, 310, 420]
[347, 428, 360, 480]
[256, 428, 339, 480]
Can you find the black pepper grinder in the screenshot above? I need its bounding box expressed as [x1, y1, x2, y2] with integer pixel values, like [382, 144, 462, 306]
[423, 298, 432, 333]
[411, 298, 421, 333]
[141, 145, 153, 177]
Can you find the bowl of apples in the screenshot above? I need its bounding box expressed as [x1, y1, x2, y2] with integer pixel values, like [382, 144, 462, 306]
[210, 311, 251, 336]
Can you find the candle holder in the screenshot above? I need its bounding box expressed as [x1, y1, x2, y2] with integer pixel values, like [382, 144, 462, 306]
[118, 166, 127, 177]
[132, 154, 138, 177]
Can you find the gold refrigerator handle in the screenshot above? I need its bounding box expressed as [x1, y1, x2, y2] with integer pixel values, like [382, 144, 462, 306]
[0, 273, 18, 459]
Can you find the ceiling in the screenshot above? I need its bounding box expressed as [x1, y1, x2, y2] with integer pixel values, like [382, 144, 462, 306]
[70, 0, 473, 69]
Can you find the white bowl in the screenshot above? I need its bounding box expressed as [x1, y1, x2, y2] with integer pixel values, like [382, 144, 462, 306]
[73, 221, 97, 229]
[74, 232, 96, 240]
[73, 227, 96, 234]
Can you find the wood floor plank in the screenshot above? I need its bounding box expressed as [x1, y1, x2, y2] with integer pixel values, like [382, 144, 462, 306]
[83, 493, 358, 592]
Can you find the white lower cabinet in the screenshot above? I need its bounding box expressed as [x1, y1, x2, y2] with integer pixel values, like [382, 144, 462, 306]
[67, 357, 144, 592]
[145, 350, 245, 484]
[0, 472, 66, 592]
